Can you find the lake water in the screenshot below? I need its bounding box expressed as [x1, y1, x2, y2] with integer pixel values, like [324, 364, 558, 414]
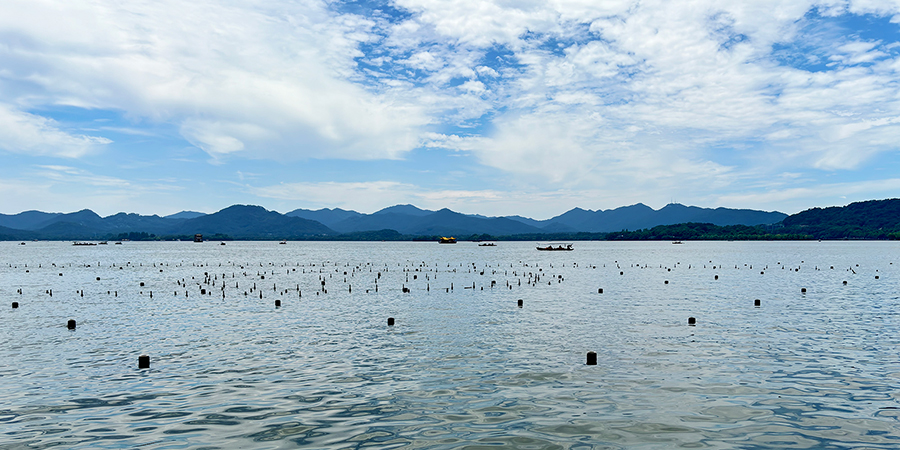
[1, 240, 899, 449]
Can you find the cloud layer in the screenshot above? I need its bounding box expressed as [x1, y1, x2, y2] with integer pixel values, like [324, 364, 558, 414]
[0, 0, 426, 161]
[2, 0, 900, 216]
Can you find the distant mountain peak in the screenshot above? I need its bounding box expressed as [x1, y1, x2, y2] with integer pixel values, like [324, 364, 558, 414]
[373, 204, 432, 216]
[164, 210, 206, 220]
[285, 207, 363, 227]
[222, 204, 266, 212]
[615, 203, 653, 210]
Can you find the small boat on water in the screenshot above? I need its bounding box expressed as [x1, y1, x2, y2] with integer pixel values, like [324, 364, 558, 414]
[98, 241, 108, 245]
[536, 243, 573, 251]
[439, 237, 457, 244]
[478, 242, 496, 247]
[279, 240, 287, 244]
[73, 242, 97, 246]
[672, 241, 683, 244]
[220, 242, 226, 246]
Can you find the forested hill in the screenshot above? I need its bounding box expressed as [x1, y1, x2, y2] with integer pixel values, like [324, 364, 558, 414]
[780, 198, 900, 239]
[605, 199, 900, 241]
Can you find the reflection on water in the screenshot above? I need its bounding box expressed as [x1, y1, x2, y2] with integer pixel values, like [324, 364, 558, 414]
[1, 240, 899, 449]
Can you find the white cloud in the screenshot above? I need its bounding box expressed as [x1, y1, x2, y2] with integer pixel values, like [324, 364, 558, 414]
[405, 51, 445, 71]
[476, 66, 500, 77]
[459, 80, 487, 93]
[34, 165, 133, 189]
[394, 0, 564, 48]
[0, 0, 427, 161]
[421, 133, 488, 152]
[383, 0, 900, 194]
[8, 0, 900, 171]
[835, 40, 888, 64]
[0, 104, 111, 157]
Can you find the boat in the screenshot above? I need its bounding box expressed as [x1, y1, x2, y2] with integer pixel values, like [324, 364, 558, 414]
[73, 242, 97, 246]
[439, 237, 457, 244]
[478, 242, 496, 247]
[220, 242, 226, 246]
[115, 242, 122, 245]
[672, 241, 683, 244]
[536, 243, 573, 251]
[98, 241, 108, 245]
[279, 240, 287, 244]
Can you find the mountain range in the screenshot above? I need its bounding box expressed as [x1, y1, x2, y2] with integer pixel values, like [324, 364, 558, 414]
[285, 203, 786, 235]
[0, 202, 788, 240]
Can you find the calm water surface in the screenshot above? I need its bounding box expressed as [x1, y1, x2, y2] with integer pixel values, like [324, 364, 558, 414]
[1, 240, 899, 449]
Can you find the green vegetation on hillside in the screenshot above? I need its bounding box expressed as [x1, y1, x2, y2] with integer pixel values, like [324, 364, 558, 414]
[779, 199, 900, 239]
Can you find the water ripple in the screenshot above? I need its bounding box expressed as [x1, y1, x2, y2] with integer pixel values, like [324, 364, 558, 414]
[1, 241, 899, 449]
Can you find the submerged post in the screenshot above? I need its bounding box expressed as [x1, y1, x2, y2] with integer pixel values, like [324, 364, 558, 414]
[688, 317, 696, 325]
[387, 317, 395, 326]
[138, 355, 150, 369]
[67, 319, 76, 329]
[586, 351, 597, 365]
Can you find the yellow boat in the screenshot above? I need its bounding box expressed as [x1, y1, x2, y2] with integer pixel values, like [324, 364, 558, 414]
[439, 236, 457, 244]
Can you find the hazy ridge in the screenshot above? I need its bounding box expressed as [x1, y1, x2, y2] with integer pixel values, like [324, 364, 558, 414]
[0, 199, 895, 240]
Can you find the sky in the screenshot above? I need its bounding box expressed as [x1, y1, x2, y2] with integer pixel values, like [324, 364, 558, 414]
[2, 0, 900, 219]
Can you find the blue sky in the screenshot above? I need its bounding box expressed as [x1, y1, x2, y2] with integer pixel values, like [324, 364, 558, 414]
[3, 0, 900, 219]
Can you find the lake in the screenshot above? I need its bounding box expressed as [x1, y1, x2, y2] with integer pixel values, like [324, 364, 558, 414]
[1, 240, 899, 449]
